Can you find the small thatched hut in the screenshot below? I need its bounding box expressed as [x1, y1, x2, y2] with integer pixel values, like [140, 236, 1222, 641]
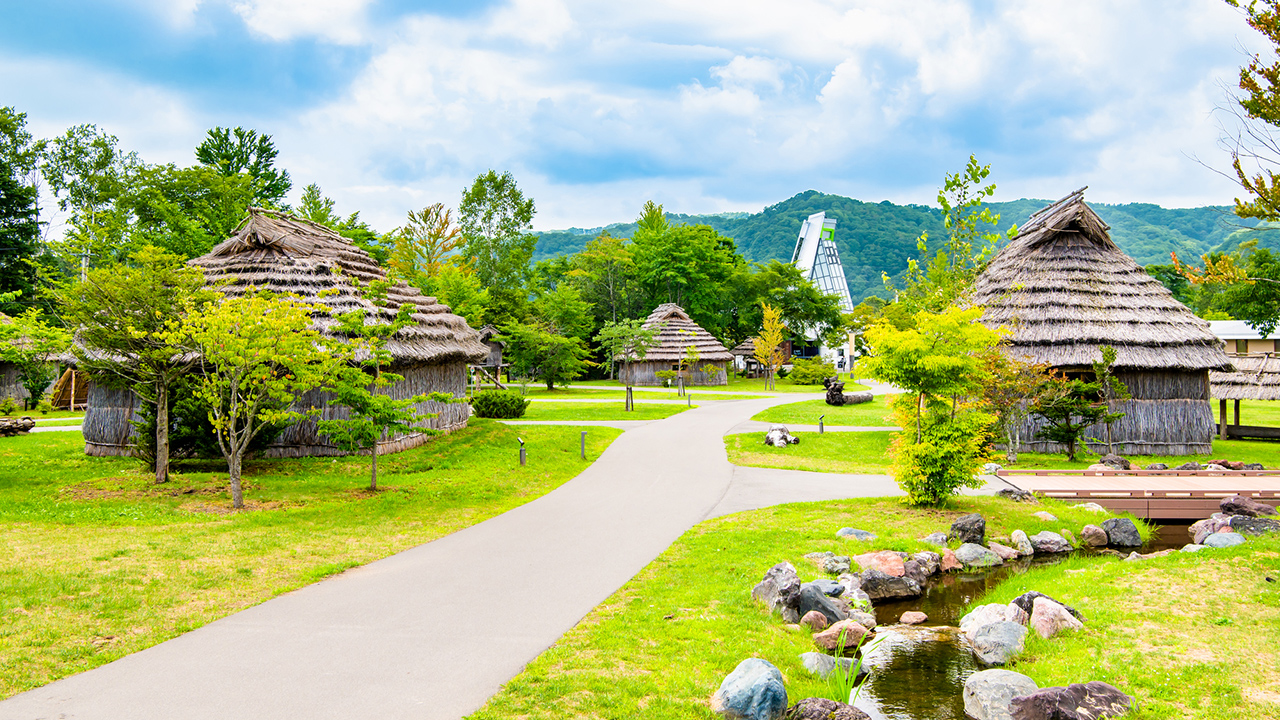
[1210, 353, 1280, 439]
[620, 303, 732, 386]
[83, 208, 488, 458]
[972, 189, 1233, 456]
[0, 314, 26, 402]
[730, 337, 762, 377]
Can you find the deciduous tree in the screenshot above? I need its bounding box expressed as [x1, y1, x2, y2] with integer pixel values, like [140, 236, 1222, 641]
[195, 127, 291, 207]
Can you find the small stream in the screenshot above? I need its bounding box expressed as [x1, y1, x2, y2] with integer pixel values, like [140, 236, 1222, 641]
[846, 523, 1189, 720]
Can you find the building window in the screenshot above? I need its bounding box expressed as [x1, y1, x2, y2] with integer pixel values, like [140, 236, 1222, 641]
[1236, 339, 1249, 355]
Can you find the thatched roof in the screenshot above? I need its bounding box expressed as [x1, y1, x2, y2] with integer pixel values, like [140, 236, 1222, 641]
[1211, 353, 1280, 400]
[972, 189, 1231, 372]
[638, 304, 733, 362]
[190, 208, 486, 366]
[730, 338, 756, 357]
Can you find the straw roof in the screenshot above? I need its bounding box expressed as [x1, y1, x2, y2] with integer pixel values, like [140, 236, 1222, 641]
[730, 337, 756, 357]
[190, 208, 486, 366]
[972, 189, 1231, 372]
[639, 304, 733, 362]
[1210, 353, 1280, 400]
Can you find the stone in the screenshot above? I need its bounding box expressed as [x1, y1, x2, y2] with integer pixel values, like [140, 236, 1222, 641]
[1098, 453, 1130, 470]
[902, 559, 928, 588]
[964, 669, 1039, 720]
[940, 548, 962, 572]
[971, 621, 1027, 666]
[798, 584, 849, 625]
[858, 568, 923, 600]
[783, 697, 870, 720]
[1145, 462, 1168, 470]
[710, 658, 788, 720]
[1085, 464, 1111, 473]
[836, 527, 877, 541]
[1174, 461, 1203, 471]
[900, 611, 928, 625]
[1180, 543, 1205, 553]
[988, 542, 1021, 561]
[1209, 458, 1246, 470]
[1012, 592, 1083, 621]
[961, 604, 1017, 642]
[1220, 494, 1278, 517]
[1032, 511, 1058, 522]
[1205, 464, 1228, 472]
[752, 562, 801, 616]
[951, 513, 987, 545]
[850, 611, 877, 631]
[956, 543, 1004, 568]
[763, 425, 800, 448]
[1008, 681, 1132, 720]
[1101, 517, 1142, 548]
[821, 555, 852, 575]
[1229, 515, 1280, 535]
[912, 551, 941, 576]
[1190, 515, 1231, 544]
[853, 550, 906, 577]
[797, 652, 866, 683]
[983, 462, 1004, 474]
[1005, 603, 1029, 626]
[1244, 462, 1265, 470]
[1071, 502, 1108, 513]
[805, 579, 845, 597]
[1029, 531, 1073, 554]
[997, 487, 1038, 503]
[1080, 524, 1109, 547]
[1030, 597, 1084, 638]
[812, 619, 871, 653]
[1203, 532, 1246, 548]
[1010, 530, 1034, 556]
[920, 531, 949, 547]
[800, 610, 829, 631]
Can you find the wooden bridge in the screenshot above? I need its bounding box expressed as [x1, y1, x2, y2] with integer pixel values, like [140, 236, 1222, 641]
[998, 468, 1280, 519]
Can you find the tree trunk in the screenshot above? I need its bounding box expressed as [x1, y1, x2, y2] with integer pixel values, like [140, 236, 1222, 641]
[370, 434, 379, 492]
[229, 452, 244, 509]
[915, 393, 924, 445]
[154, 381, 170, 484]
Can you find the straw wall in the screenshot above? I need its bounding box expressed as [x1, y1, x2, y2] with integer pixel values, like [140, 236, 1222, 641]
[621, 360, 729, 387]
[1116, 370, 1210, 401]
[1009, 398, 1215, 456]
[83, 383, 141, 457]
[0, 364, 25, 400]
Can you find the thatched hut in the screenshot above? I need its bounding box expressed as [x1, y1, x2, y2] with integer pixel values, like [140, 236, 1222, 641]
[620, 303, 732, 386]
[0, 313, 26, 403]
[972, 189, 1233, 456]
[82, 208, 488, 458]
[1210, 353, 1280, 439]
[730, 338, 762, 377]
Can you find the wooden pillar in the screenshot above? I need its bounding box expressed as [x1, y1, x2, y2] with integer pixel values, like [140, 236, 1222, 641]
[1234, 399, 1241, 427]
[1219, 398, 1228, 440]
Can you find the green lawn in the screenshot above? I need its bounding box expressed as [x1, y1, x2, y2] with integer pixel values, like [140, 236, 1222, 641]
[3, 410, 85, 421]
[0, 420, 621, 699]
[521, 402, 692, 421]
[29, 417, 84, 427]
[523, 389, 768, 402]
[468, 496, 1228, 720]
[725, 431, 895, 474]
[554, 377, 866, 395]
[1214, 398, 1280, 427]
[750, 394, 897, 427]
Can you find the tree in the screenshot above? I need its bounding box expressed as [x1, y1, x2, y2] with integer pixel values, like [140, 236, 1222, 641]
[501, 323, 592, 390]
[181, 291, 338, 508]
[420, 263, 490, 327]
[295, 183, 390, 264]
[594, 319, 657, 409]
[754, 303, 787, 391]
[59, 246, 217, 483]
[981, 351, 1048, 463]
[389, 202, 465, 284]
[1091, 345, 1131, 455]
[317, 280, 436, 491]
[744, 260, 846, 347]
[41, 124, 138, 274]
[195, 127, 291, 207]
[1029, 372, 1108, 463]
[532, 284, 594, 341]
[567, 232, 639, 324]
[0, 108, 44, 315]
[1175, 242, 1280, 334]
[122, 163, 256, 259]
[632, 219, 746, 339]
[0, 309, 71, 408]
[459, 170, 535, 324]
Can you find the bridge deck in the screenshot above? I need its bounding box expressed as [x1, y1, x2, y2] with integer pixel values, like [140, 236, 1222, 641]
[998, 469, 1280, 519]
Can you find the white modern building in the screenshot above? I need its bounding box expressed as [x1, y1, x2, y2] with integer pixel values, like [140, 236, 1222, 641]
[1208, 320, 1279, 355]
[790, 211, 857, 368]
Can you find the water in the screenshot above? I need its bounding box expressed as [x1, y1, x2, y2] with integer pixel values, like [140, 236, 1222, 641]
[846, 524, 1190, 719]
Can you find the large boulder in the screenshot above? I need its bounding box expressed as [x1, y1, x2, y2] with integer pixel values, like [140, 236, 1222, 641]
[1220, 494, 1278, 517]
[1229, 515, 1280, 536]
[1190, 514, 1231, 544]
[800, 611, 829, 631]
[912, 551, 941, 576]
[951, 513, 987, 545]
[764, 425, 800, 448]
[752, 562, 801, 615]
[798, 584, 849, 625]
[837, 527, 877, 541]
[784, 697, 870, 720]
[961, 604, 1021, 642]
[1029, 531, 1073, 554]
[1010, 530, 1034, 557]
[1012, 591, 1082, 621]
[1080, 525, 1108, 547]
[971, 621, 1027, 666]
[1204, 532, 1246, 548]
[858, 568, 922, 600]
[920, 531, 949, 547]
[805, 579, 845, 597]
[1100, 518, 1142, 548]
[956, 543, 1004, 568]
[853, 550, 906, 577]
[1098, 453, 1130, 470]
[1008, 681, 1132, 720]
[988, 542, 1021, 561]
[812, 619, 872, 653]
[940, 548, 962, 572]
[1030, 597, 1084, 638]
[711, 658, 788, 720]
[964, 669, 1039, 720]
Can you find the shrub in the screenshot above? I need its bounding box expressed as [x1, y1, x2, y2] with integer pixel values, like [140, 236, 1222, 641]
[776, 366, 791, 379]
[0, 397, 18, 416]
[654, 370, 678, 387]
[788, 357, 836, 385]
[35, 396, 52, 415]
[888, 395, 993, 505]
[472, 389, 530, 419]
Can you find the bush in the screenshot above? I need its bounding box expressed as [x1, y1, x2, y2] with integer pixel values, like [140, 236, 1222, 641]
[889, 396, 993, 505]
[35, 396, 52, 415]
[788, 357, 836, 385]
[0, 397, 18, 416]
[655, 370, 678, 387]
[472, 389, 530, 419]
[776, 367, 790, 379]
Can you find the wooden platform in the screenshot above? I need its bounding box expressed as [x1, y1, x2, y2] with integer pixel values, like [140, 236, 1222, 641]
[998, 468, 1280, 519]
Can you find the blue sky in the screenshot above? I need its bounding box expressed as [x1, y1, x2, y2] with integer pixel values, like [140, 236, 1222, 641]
[0, 0, 1270, 231]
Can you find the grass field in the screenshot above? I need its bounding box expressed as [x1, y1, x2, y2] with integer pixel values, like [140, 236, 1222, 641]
[521, 402, 692, 421]
[551, 377, 866, 395]
[3, 410, 85, 421]
[750, 395, 898, 427]
[1214, 398, 1280, 427]
[466, 496, 1267, 720]
[0, 420, 621, 699]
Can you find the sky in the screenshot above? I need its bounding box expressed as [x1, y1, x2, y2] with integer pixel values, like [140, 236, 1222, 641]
[0, 0, 1272, 232]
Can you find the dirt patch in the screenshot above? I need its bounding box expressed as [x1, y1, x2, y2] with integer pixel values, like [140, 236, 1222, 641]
[179, 499, 288, 514]
[62, 478, 257, 501]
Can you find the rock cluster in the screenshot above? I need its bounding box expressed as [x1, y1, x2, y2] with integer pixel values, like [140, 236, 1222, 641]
[0, 416, 35, 436]
[961, 592, 1083, 668]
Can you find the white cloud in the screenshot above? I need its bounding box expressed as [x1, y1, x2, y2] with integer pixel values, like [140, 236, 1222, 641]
[230, 0, 372, 44]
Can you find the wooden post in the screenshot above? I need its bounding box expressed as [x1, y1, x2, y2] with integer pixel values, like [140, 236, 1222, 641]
[1220, 398, 1228, 440]
[1234, 399, 1240, 427]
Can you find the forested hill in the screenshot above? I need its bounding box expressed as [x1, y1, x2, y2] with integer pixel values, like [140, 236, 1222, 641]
[533, 191, 1263, 301]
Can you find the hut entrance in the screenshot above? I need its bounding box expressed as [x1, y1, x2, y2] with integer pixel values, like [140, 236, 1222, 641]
[48, 368, 89, 410]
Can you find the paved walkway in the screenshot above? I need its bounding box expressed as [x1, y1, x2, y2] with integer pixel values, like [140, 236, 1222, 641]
[1, 392, 919, 720]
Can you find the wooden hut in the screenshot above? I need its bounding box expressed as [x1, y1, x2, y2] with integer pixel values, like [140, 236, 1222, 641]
[0, 313, 26, 403]
[972, 189, 1233, 456]
[82, 208, 488, 458]
[1210, 353, 1280, 440]
[620, 303, 732, 386]
[47, 368, 89, 410]
[730, 338, 763, 378]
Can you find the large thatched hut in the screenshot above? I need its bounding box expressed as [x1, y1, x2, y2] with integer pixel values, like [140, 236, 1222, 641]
[82, 208, 488, 458]
[972, 189, 1233, 456]
[620, 304, 732, 386]
[1210, 353, 1280, 439]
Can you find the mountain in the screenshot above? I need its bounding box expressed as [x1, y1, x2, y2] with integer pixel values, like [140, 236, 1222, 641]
[533, 192, 1266, 301]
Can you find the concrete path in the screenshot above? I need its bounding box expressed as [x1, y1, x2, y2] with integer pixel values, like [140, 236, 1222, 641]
[28, 425, 82, 434]
[1, 389, 928, 720]
[499, 419, 655, 430]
